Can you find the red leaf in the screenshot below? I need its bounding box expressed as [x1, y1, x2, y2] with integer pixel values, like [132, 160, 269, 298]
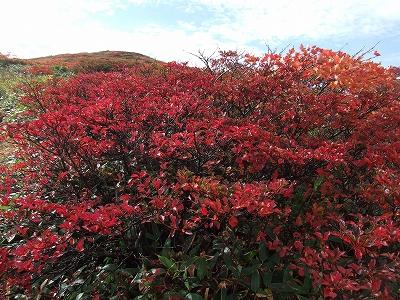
[228, 216, 238, 228]
[371, 279, 381, 293]
[200, 207, 208, 216]
[76, 239, 85, 252]
[119, 194, 131, 202]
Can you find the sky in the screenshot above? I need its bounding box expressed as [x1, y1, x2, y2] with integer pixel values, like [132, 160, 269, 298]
[1, 0, 399, 66]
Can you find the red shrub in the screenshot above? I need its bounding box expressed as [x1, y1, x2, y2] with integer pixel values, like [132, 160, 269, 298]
[1, 46, 399, 299]
[25, 65, 53, 75]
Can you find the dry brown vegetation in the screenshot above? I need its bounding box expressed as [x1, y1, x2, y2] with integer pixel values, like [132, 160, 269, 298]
[0, 141, 14, 164]
[25, 50, 157, 71]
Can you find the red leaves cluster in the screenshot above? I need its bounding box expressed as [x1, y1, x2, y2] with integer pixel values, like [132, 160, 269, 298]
[1, 47, 399, 298]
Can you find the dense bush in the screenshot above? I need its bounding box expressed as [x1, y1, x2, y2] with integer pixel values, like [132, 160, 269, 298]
[52, 65, 75, 78]
[0, 46, 399, 299]
[71, 59, 118, 73]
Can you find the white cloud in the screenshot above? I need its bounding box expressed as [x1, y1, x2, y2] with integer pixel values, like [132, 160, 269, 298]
[184, 0, 400, 41]
[0, 0, 399, 64]
[0, 0, 122, 56]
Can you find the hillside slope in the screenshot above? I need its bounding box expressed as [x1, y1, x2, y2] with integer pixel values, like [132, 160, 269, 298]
[25, 50, 156, 67]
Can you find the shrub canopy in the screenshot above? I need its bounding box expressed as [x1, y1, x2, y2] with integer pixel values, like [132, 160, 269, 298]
[1, 46, 400, 299]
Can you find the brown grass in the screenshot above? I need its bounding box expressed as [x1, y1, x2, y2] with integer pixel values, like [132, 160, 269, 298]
[0, 141, 15, 165]
[25, 50, 157, 69]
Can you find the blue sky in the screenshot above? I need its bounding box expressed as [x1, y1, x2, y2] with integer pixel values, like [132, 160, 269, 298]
[1, 0, 399, 66]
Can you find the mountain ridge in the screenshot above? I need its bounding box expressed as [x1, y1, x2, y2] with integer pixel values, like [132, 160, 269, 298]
[25, 50, 158, 68]
[1, 50, 158, 68]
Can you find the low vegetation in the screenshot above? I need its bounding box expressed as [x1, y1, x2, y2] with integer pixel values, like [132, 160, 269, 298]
[0, 47, 399, 299]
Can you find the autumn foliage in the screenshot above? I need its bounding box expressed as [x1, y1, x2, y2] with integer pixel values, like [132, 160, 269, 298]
[0, 46, 399, 299]
[24, 51, 157, 75]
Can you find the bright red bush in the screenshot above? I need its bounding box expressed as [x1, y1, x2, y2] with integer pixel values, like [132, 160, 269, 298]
[1, 46, 399, 299]
[24, 65, 54, 75]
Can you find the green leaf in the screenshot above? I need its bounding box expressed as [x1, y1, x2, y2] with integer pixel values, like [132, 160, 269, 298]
[183, 270, 190, 290]
[242, 263, 261, 277]
[220, 287, 227, 300]
[186, 293, 203, 300]
[196, 258, 207, 280]
[189, 239, 202, 256]
[101, 264, 118, 271]
[288, 282, 307, 294]
[283, 267, 291, 282]
[262, 272, 273, 288]
[303, 268, 312, 293]
[222, 248, 237, 274]
[39, 278, 51, 291]
[259, 243, 268, 262]
[251, 270, 261, 292]
[313, 176, 324, 192]
[158, 255, 175, 270]
[266, 253, 279, 269]
[161, 238, 172, 256]
[151, 223, 161, 240]
[208, 255, 219, 271]
[75, 293, 84, 300]
[244, 250, 258, 262]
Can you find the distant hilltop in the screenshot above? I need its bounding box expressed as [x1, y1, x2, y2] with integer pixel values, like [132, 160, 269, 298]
[25, 50, 156, 66]
[1, 50, 158, 73]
